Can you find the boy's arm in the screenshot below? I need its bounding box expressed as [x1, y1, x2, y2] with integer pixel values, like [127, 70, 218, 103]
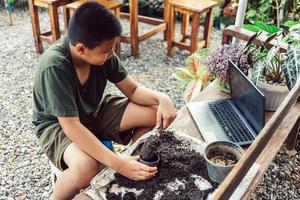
[116, 75, 177, 129]
[57, 116, 157, 180]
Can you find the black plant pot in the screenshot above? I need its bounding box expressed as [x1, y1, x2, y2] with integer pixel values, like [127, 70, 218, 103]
[123, 192, 137, 200]
[139, 152, 160, 167]
[187, 188, 204, 200]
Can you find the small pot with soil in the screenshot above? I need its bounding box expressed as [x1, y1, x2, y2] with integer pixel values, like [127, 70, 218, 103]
[204, 141, 244, 183]
[138, 135, 161, 167]
[139, 152, 160, 167]
[187, 188, 204, 200]
[122, 192, 137, 200]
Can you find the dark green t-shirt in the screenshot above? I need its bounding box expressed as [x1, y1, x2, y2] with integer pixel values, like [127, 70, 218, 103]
[32, 36, 128, 138]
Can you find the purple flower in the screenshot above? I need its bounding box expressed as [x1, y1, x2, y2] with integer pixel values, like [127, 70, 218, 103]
[204, 44, 251, 81]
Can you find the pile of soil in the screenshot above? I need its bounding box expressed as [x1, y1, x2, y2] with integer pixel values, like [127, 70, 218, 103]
[140, 135, 161, 161]
[106, 130, 218, 200]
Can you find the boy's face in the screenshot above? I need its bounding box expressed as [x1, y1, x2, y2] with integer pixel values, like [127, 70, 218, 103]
[76, 37, 119, 66]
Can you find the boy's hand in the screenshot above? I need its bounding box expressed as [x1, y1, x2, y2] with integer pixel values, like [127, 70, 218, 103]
[114, 156, 158, 181]
[156, 94, 177, 130]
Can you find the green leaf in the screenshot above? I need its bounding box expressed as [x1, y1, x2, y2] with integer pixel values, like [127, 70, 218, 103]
[243, 21, 280, 35]
[243, 24, 262, 33]
[284, 21, 300, 28]
[254, 21, 280, 34]
[173, 68, 195, 80]
[282, 42, 300, 90]
[252, 46, 279, 85]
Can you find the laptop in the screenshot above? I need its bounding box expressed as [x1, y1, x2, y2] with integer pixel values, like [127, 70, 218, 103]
[187, 60, 265, 146]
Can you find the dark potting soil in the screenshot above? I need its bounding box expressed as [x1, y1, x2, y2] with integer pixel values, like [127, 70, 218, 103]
[106, 130, 218, 200]
[140, 135, 161, 161]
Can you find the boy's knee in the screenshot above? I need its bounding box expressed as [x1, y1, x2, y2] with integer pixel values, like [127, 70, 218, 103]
[71, 157, 100, 187]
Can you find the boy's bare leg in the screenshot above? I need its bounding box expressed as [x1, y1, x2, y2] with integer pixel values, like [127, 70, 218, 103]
[50, 143, 100, 200]
[119, 102, 157, 141]
[50, 103, 158, 199]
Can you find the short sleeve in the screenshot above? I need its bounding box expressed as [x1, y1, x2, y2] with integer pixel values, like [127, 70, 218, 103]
[40, 67, 79, 117]
[106, 54, 128, 83]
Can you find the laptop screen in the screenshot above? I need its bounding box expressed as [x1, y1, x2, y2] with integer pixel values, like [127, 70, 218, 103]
[229, 60, 265, 134]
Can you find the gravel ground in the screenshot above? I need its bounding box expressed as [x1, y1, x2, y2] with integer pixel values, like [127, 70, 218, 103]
[0, 2, 299, 200]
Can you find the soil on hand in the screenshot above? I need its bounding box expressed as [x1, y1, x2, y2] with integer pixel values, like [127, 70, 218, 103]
[208, 150, 238, 166]
[140, 135, 161, 161]
[106, 130, 218, 200]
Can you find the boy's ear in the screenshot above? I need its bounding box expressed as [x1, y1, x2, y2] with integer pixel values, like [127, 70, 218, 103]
[74, 43, 86, 56]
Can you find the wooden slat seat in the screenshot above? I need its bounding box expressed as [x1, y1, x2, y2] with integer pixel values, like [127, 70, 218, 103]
[222, 25, 288, 52]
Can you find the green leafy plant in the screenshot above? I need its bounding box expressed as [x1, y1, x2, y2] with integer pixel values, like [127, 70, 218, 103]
[245, 0, 274, 22]
[283, 21, 300, 28]
[252, 46, 285, 85]
[282, 41, 300, 90]
[251, 34, 300, 90]
[283, 24, 300, 44]
[173, 49, 211, 102]
[243, 21, 280, 34]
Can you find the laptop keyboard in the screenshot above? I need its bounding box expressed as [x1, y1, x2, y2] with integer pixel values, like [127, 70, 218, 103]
[208, 100, 255, 143]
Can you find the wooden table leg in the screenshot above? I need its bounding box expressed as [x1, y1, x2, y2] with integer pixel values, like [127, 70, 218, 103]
[167, 5, 175, 57]
[180, 14, 189, 42]
[190, 12, 199, 54]
[28, 0, 43, 53]
[63, 6, 70, 31]
[163, 0, 169, 41]
[115, 8, 121, 57]
[203, 8, 214, 48]
[130, 0, 139, 57]
[49, 4, 60, 43]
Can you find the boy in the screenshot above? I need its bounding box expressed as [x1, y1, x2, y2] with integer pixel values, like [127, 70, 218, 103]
[32, 2, 177, 200]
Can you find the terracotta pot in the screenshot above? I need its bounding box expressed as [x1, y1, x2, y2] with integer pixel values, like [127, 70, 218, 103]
[257, 82, 289, 111]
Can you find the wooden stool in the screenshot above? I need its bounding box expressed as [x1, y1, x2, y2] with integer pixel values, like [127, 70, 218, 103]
[167, 0, 217, 57]
[65, 0, 122, 56]
[65, 0, 122, 23]
[28, 0, 71, 54]
[120, 0, 167, 57]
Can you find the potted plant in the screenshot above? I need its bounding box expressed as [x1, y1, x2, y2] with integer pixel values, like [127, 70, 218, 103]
[251, 33, 300, 110]
[173, 48, 211, 102]
[204, 43, 253, 93]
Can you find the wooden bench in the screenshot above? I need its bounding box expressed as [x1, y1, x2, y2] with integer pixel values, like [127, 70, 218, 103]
[222, 25, 288, 52]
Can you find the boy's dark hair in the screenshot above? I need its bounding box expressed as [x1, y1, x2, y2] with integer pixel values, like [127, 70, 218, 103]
[68, 2, 122, 49]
